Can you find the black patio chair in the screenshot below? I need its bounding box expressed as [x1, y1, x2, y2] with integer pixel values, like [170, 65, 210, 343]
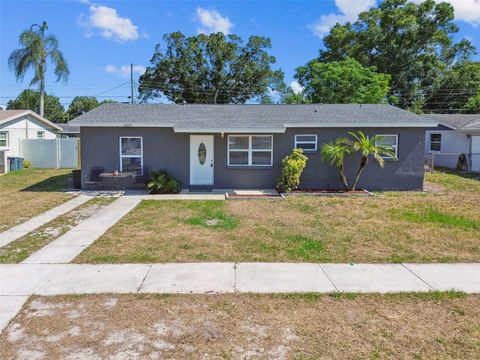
[85, 166, 104, 190]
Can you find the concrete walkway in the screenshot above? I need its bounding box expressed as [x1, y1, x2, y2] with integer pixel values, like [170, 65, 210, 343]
[0, 195, 91, 248]
[22, 196, 141, 264]
[1, 262, 479, 330]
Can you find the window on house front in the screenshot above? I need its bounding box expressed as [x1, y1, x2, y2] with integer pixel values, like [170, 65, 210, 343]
[0, 132, 8, 147]
[375, 134, 398, 159]
[37, 131, 45, 139]
[120, 137, 143, 174]
[228, 135, 273, 166]
[294, 134, 317, 152]
[430, 133, 441, 152]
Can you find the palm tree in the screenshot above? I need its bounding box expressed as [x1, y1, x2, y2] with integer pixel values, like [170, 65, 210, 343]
[348, 131, 396, 191]
[320, 137, 351, 190]
[8, 21, 69, 117]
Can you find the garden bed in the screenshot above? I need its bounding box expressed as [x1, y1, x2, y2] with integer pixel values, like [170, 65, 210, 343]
[283, 189, 373, 196]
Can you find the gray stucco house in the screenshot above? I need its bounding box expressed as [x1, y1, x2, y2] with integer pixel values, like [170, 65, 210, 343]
[69, 103, 436, 191]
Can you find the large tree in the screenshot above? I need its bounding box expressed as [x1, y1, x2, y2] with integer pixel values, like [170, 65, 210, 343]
[295, 57, 391, 104]
[66, 96, 116, 120]
[424, 61, 480, 113]
[138, 32, 284, 104]
[7, 89, 66, 122]
[319, 0, 475, 110]
[8, 21, 69, 117]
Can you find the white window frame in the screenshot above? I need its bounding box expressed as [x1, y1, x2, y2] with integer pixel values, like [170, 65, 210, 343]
[37, 131, 45, 139]
[0, 131, 8, 148]
[119, 136, 143, 175]
[375, 134, 398, 160]
[429, 133, 442, 153]
[294, 134, 318, 152]
[227, 135, 273, 167]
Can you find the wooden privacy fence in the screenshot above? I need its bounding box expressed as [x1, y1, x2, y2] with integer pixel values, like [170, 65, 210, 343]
[20, 138, 79, 169]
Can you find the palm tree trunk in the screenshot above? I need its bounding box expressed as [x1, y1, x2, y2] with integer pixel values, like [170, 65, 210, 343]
[39, 55, 46, 117]
[351, 156, 369, 191]
[337, 163, 349, 191]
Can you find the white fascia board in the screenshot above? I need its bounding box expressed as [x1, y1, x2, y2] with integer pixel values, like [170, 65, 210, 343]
[283, 122, 438, 128]
[173, 127, 286, 133]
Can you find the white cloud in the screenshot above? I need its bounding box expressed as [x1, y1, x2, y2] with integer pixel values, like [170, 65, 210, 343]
[290, 81, 303, 94]
[78, 4, 139, 42]
[411, 0, 480, 26]
[195, 7, 234, 34]
[105, 64, 146, 77]
[310, 0, 376, 38]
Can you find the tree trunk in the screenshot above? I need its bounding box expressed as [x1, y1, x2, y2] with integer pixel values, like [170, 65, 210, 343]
[351, 156, 369, 191]
[39, 55, 46, 117]
[337, 163, 349, 191]
[213, 89, 219, 104]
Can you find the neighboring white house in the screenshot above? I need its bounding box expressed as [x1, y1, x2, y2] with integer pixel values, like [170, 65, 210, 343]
[424, 114, 480, 172]
[0, 110, 62, 173]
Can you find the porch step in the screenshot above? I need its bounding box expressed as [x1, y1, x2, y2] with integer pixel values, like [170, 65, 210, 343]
[188, 185, 213, 193]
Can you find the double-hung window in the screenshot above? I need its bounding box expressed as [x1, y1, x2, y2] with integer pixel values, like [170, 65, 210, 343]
[0, 131, 8, 147]
[375, 134, 398, 160]
[228, 135, 273, 166]
[430, 133, 441, 152]
[294, 134, 317, 152]
[119, 136, 143, 174]
[37, 131, 45, 139]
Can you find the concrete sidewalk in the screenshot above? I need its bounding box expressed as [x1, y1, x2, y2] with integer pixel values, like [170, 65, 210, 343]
[0, 195, 91, 248]
[1, 262, 479, 330]
[21, 196, 141, 264]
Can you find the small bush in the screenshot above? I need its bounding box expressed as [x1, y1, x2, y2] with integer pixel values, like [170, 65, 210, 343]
[277, 148, 308, 191]
[147, 169, 181, 194]
[23, 160, 31, 169]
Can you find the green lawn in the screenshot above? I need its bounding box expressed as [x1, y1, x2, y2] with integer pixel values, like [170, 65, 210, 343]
[75, 169, 480, 264]
[0, 169, 73, 231]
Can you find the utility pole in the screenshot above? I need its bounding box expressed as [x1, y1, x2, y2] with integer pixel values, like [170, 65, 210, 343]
[130, 63, 134, 104]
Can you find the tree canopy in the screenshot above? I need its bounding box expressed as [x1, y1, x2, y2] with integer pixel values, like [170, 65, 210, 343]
[67, 96, 116, 120]
[138, 31, 284, 104]
[8, 21, 69, 117]
[295, 57, 391, 104]
[424, 61, 480, 113]
[318, 0, 475, 111]
[7, 89, 66, 122]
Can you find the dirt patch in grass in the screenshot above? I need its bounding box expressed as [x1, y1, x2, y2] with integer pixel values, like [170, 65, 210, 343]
[76, 190, 480, 263]
[0, 169, 73, 231]
[0, 196, 116, 263]
[1, 293, 479, 359]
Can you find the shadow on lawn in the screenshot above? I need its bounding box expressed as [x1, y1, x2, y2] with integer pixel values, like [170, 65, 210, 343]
[434, 167, 480, 181]
[21, 173, 72, 192]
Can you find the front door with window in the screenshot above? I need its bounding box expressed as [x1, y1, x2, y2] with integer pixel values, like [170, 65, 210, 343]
[190, 135, 214, 185]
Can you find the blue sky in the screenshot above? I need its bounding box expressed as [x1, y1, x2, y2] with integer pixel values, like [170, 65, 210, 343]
[1, 0, 480, 108]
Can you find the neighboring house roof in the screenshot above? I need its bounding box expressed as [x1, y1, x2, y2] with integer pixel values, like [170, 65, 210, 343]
[69, 103, 436, 133]
[58, 123, 80, 134]
[423, 114, 480, 132]
[0, 110, 63, 131]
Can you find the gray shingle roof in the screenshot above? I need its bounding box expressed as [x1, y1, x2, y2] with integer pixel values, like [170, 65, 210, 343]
[69, 103, 435, 131]
[423, 114, 480, 131]
[58, 123, 80, 134]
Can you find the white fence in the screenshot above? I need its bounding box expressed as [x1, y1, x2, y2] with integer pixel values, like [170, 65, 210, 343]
[21, 138, 79, 169]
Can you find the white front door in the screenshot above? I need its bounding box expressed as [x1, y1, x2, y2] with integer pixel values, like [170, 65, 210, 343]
[190, 135, 214, 185]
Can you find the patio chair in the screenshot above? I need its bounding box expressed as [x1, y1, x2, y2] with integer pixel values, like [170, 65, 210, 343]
[85, 166, 104, 190]
[134, 166, 150, 184]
